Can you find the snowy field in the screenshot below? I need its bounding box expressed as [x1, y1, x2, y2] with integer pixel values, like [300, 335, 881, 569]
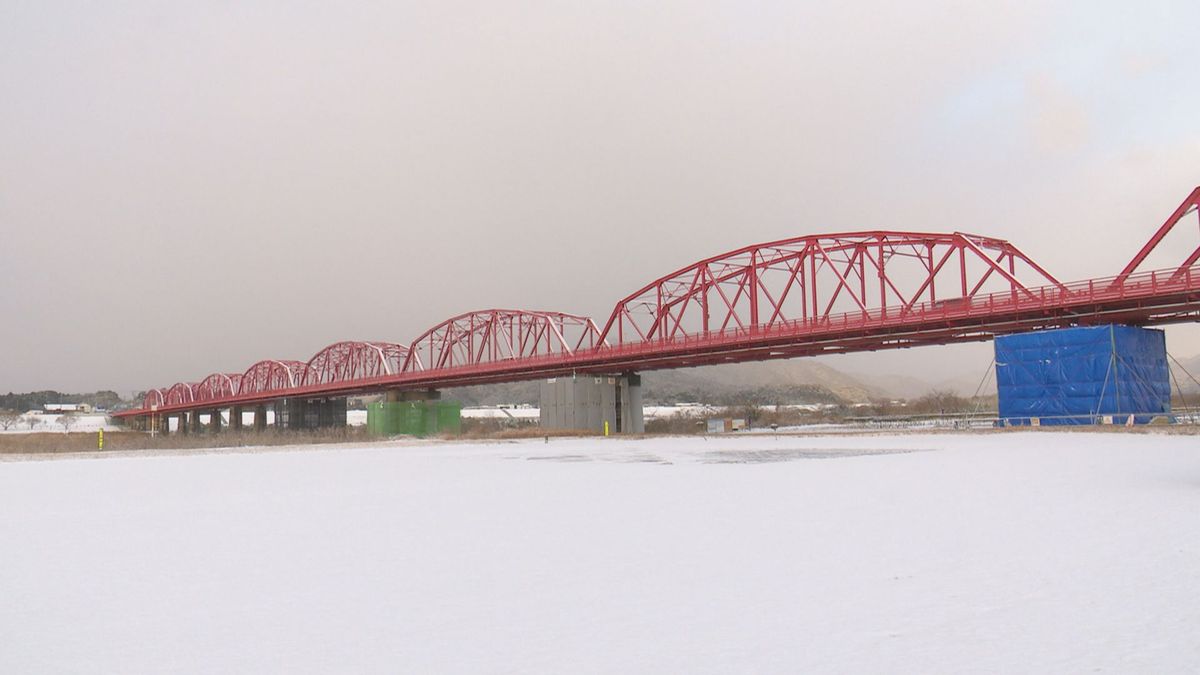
[0, 413, 120, 434]
[1, 432, 1197, 673]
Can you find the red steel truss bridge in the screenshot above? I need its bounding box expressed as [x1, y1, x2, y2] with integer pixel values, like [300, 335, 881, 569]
[117, 186, 1200, 421]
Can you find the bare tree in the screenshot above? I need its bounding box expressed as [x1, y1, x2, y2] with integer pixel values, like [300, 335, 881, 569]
[0, 411, 18, 431]
[910, 389, 970, 415]
[57, 413, 75, 433]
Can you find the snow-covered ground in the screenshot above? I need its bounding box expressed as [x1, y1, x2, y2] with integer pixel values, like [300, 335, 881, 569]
[460, 405, 540, 420]
[1, 432, 1197, 673]
[0, 413, 120, 434]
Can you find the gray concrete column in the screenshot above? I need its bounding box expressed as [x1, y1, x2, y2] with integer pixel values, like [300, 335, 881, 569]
[274, 398, 306, 430]
[539, 373, 643, 434]
[622, 373, 644, 434]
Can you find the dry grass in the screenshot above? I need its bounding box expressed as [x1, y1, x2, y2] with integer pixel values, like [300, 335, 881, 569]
[455, 417, 592, 440]
[0, 428, 371, 455]
[0, 425, 601, 456]
[4, 419, 1196, 457]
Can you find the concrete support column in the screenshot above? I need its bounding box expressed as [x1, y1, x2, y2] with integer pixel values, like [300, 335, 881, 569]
[189, 411, 202, 434]
[254, 404, 268, 431]
[622, 373, 644, 434]
[539, 373, 643, 434]
[178, 413, 189, 435]
[230, 406, 243, 432]
[275, 398, 307, 430]
[317, 398, 347, 428]
[209, 409, 221, 433]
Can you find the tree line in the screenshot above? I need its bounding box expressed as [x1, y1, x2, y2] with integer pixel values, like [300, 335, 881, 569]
[0, 390, 125, 413]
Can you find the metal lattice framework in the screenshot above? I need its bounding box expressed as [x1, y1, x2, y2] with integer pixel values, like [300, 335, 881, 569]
[402, 310, 604, 373]
[597, 231, 1063, 345]
[117, 186, 1200, 419]
[164, 382, 196, 406]
[304, 341, 409, 386]
[143, 388, 166, 410]
[194, 373, 243, 403]
[1115, 186, 1200, 285]
[238, 360, 307, 396]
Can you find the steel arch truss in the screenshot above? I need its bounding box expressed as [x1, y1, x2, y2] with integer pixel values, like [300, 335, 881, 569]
[194, 373, 244, 403]
[304, 341, 410, 386]
[238, 360, 307, 396]
[1116, 186, 1200, 284]
[402, 309, 604, 373]
[143, 388, 166, 410]
[164, 382, 196, 406]
[598, 231, 1064, 345]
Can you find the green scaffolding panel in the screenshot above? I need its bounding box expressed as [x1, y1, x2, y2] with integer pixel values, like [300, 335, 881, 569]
[366, 402, 395, 436]
[367, 400, 462, 437]
[433, 401, 462, 435]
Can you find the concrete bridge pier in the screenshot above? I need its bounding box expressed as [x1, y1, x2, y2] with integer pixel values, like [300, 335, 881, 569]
[208, 409, 221, 433]
[177, 412, 189, 435]
[315, 398, 348, 428]
[274, 398, 305, 430]
[275, 397, 347, 430]
[189, 411, 202, 434]
[230, 406, 243, 432]
[253, 405, 268, 431]
[539, 372, 643, 434]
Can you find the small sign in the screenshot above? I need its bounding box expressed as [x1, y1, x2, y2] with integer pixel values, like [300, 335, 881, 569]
[98, 429, 104, 450]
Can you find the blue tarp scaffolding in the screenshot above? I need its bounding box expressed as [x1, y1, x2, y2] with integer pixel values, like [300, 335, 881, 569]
[994, 325, 1171, 426]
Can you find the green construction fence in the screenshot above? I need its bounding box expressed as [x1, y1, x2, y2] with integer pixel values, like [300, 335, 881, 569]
[366, 400, 462, 437]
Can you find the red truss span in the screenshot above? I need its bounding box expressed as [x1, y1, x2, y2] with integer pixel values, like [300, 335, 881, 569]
[164, 382, 196, 407]
[597, 231, 1062, 346]
[119, 187, 1200, 418]
[304, 342, 409, 386]
[403, 310, 603, 373]
[195, 373, 243, 403]
[239, 360, 307, 396]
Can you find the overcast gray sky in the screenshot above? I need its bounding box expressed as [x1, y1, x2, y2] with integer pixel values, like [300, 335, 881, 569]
[2, 1, 1198, 394]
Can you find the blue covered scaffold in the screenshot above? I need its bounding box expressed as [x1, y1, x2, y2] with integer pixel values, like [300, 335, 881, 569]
[994, 325, 1172, 426]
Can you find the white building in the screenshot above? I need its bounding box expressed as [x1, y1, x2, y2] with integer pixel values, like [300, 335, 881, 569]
[43, 403, 92, 414]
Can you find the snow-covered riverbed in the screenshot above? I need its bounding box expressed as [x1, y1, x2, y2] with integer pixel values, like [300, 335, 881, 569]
[1, 432, 1197, 673]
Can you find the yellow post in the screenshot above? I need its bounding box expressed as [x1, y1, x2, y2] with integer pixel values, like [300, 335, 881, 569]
[604, 420, 609, 437]
[98, 429, 104, 450]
